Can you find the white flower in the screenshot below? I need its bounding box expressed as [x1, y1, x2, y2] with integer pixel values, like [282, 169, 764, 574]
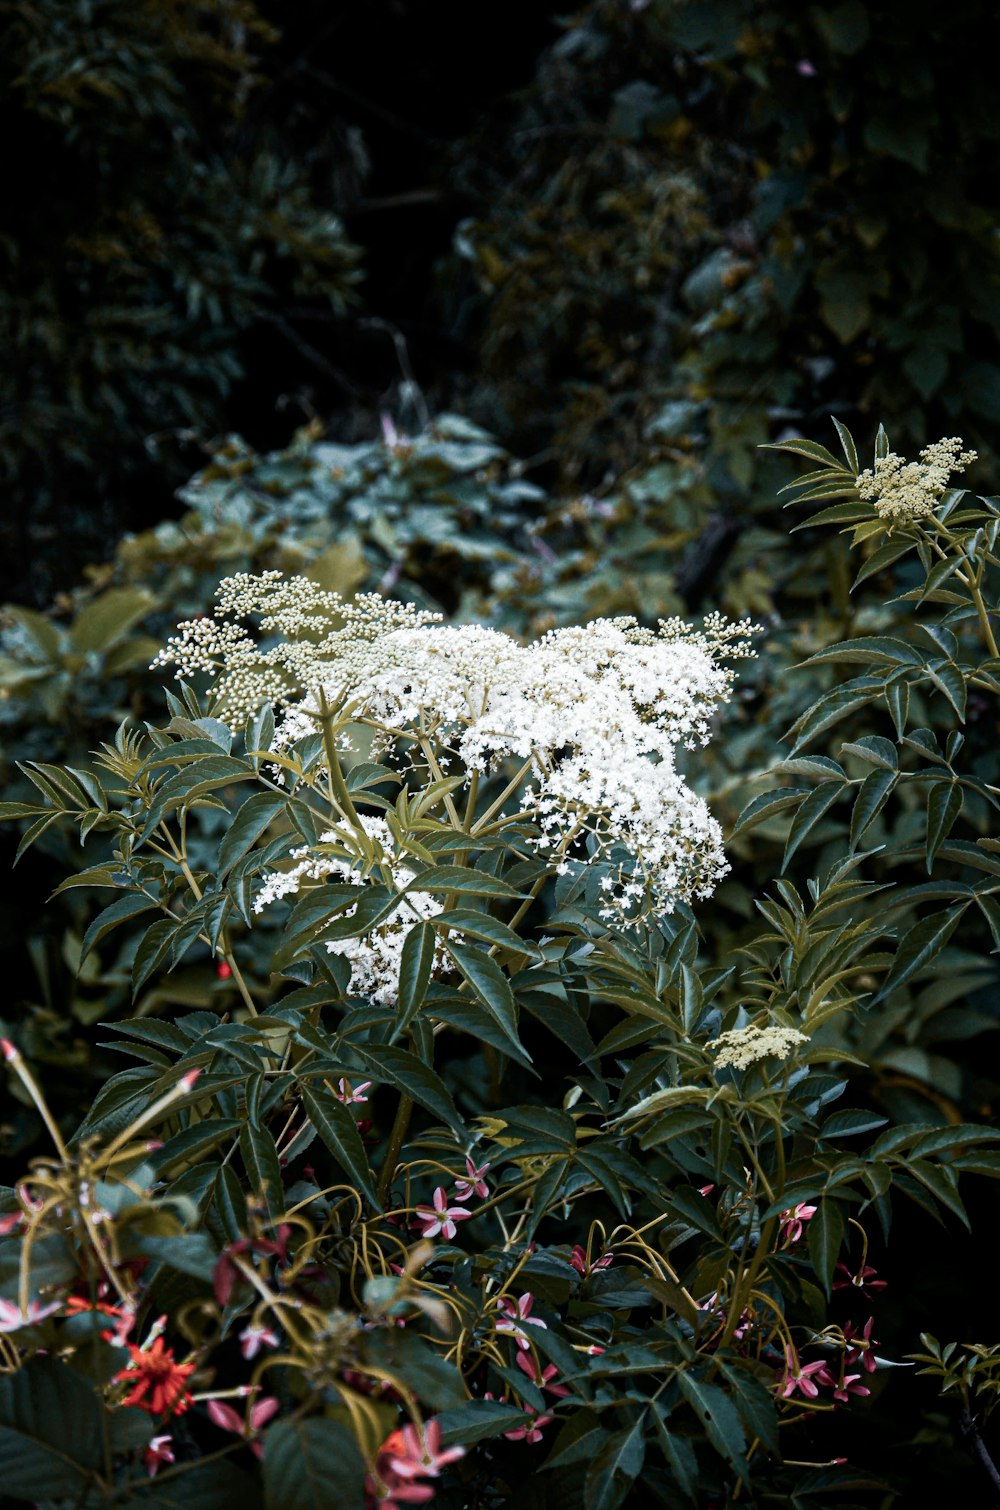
[856, 437, 977, 523]
[707, 1024, 808, 1071]
[254, 816, 446, 1007]
[157, 575, 757, 927]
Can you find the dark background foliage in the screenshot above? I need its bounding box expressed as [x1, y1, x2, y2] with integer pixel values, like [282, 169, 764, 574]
[3, 2, 1000, 1503]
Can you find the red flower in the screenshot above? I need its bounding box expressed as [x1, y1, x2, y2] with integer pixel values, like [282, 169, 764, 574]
[365, 1419, 464, 1506]
[114, 1336, 195, 1416]
[216, 961, 233, 980]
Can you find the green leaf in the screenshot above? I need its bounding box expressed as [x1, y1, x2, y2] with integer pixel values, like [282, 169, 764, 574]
[344, 1042, 463, 1133]
[926, 783, 964, 871]
[584, 1420, 646, 1510]
[832, 417, 859, 473]
[69, 587, 155, 653]
[436, 1399, 533, 1446]
[436, 907, 536, 957]
[81, 893, 160, 965]
[443, 938, 528, 1060]
[405, 864, 526, 899]
[397, 920, 437, 1029]
[760, 438, 842, 467]
[801, 636, 923, 669]
[263, 1417, 365, 1510]
[676, 1373, 747, 1485]
[925, 660, 967, 721]
[0, 1358, 103, 1500]
[783, 783, 843, 869]
[853, 538, 916, 587]
[239, 1123, 285, 1222]
[296, 1080, 380, 1208]
[821, 1109, 889, 1140]
[730, 787, 809, 839]
[132, 917, 183, 996]
[807, 1199, 846, 1294]
[219, 793, 288, 876]
[132, 1231, 218, 1281]
[873, 908, 966, 1002]
[849, 768, 896, 850]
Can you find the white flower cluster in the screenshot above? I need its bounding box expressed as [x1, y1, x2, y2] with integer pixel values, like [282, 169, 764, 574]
[254, 816, 446, 1007]
[156, 573, 756, 925]
[707, 1024, 808, 1071]
[151, 571, 441, 724]
[856, 437, 977, 523]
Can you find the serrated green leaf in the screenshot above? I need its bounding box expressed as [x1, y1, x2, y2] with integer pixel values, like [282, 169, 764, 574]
[219, 792, 287, 876]
[396, 920, 437, 1030]
[850, 768, 896, 849]
[873, 908, 966, 1002]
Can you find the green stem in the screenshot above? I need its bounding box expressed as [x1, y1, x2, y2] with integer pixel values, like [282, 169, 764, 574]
[377, 1093, 414, 1205]
[929, 521, 999, 659]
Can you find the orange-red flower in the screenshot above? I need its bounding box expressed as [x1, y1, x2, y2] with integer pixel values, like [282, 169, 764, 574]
[114, 1336, 195, 1416]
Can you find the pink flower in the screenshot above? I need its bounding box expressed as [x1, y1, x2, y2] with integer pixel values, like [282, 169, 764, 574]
[336, 1078, 372, 1105]
[495, 1292, 547, 1351]
[207, 1394, 280, 1458]
[453, 1158, 490, 1201]
[778, 1348, 830, 1400]
[817, 1366, 871, 1403]
[503, 1404, 553, 1444]
[515, 1348, 570, 1398]
[366, 1420, 465, 1506]
[0, 1211, 23, 1235]
[0, 1296, 63, 1332]
[385, 1419, 465, 1479]
[843, 1317, 880, 1374]
[779, 1203, 817, 1245]
[414, 1187, 471, 1241]
[144, 1434, 175, 1477]
[568, 1244, 613, 1276]
[834, 1263, 887, 1297]
[239, 1322, 280, 1360]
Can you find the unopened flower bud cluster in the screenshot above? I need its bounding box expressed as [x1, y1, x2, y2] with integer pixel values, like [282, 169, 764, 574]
[155, 573, 756, 924]
[856, 437, 977, 523]
[708, 1024, 809, 1070]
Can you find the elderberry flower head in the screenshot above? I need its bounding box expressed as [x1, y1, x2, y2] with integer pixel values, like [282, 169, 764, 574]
[154, 574, 757, 925]
[707, 1024, 808, 1071]
[856, 437, 977, 523]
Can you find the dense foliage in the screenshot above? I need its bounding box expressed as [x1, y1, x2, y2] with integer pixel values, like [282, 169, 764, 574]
[2, 421, 1000, 1507]
[1, 0, 361, 598]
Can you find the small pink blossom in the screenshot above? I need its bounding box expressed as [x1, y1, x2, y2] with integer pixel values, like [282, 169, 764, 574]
[453, 1157, 490, 1201]
[495, 1292, 547, 1351]
[779, 1203, 817, 1245]
[386, 1419, 465, 1479]
[144, 1434, 176, 1477]
[568, 1244, 613, 1275]
[336, 1078, 372, 1105]
[504, 1404, 553, 1444]
[817, 1366, 871, 1403]
[0, 1212, 23, 1235]
[414, 1187, 471, 1241]
[515, 1348, 570, 1398]
[207, 1394, 280, 1458]
[843, 1316, 880, 1374]
[778, 1348, 830, 1400]
[0, 1296, 62, 1332]
[834, 1263, 887, 1297]
[239, 1322, 280, 1360]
